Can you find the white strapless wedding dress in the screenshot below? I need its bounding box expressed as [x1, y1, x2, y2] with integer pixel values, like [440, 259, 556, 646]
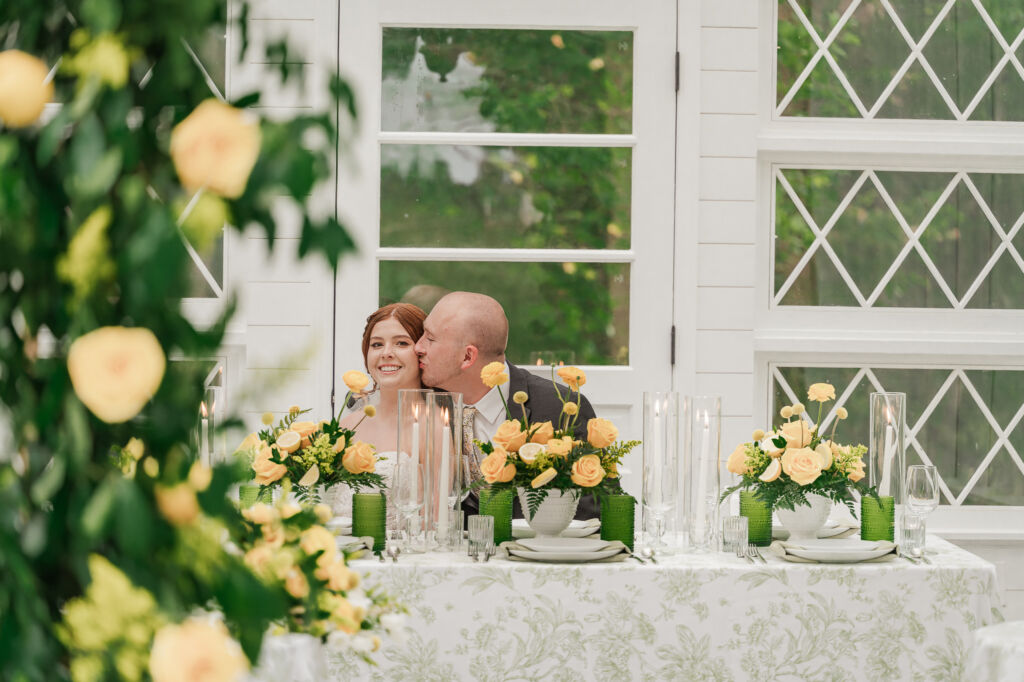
[321, 452, 398, 528]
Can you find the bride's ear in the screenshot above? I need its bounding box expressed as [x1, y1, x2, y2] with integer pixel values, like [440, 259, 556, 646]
[460, 345, 479, 370]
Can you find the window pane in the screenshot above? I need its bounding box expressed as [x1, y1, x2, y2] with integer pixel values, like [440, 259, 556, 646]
[183, 232, 224, 299]
[772, 365, 1024, 506]
[777, 0, 1024, 120]
[379, 260, 629, 365]
[774, 168, 1024, 308]
[380, 146, 631, 249]
[381, 28, 633, 134]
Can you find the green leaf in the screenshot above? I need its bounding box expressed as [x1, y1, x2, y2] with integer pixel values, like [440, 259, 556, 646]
[114, 479, 155, 556]
[29, 456, 66, 506]
[80, 476, 118, 539]
[69, 147, 123, 199]
[81, 0, 122, 32]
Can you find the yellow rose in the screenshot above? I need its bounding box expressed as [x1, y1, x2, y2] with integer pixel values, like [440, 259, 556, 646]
[781, 447, 823, 486]
[726, 444, 750, 475]
[67, 326, 166, 423]
[280, 502, 302, 519]
[814, 443, 834, 470]
[0, 50, 53, 128]
[531, 467, 557, 488]
[252, 443, 287, 485]
[236, 432, 260, 453]
[300, 525, 338, 566]
[562, 402, 579, 416]
[556, 366, 586, 391]
[779, 420, 813, 449]
[261, 522, 286, 549]
[170, 99, 261, 199]
[492, 420, 528, 453]
[284, 568, 309, 599]
[513, 391, 528, 404]
[529, 421, 554, 445]
[155, 484, 199, 525]
[480, 448, 516, 484]
[480, 361, 508, 388]
[342, 441, 376, 474]
[586, 418, 618, 449]
[149, 618, 248, 682]
[343, 370, 370, 393]
[545, 436, 574, 457]
[570, 454, 605, 487]
[289, 420, 317, 447]
[317, 561, 358, 592]
[241, 503, 278, 525]
[243, 543, 275, 577]
[807, 383, 836, 403]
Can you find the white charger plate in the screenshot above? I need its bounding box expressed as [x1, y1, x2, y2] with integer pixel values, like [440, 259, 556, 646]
[518, 537, 612, 553]
[786, 539, 894, 563]
[508, 547, 622, 563]
[511, 519, 600, 539]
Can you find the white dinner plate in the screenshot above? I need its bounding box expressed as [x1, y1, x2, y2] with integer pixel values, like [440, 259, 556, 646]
[772, 521, 855, 540]
[786, 539, 894, 563]
[508, 547, 622, 563]
[511, 519, 600, 539]
[518, 537, 612, 553]
[327, 516, 353, 532]
[334, 535, 363, 548]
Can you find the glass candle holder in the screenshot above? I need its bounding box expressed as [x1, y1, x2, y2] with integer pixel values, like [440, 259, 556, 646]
[869, 392, 906, 542]
[396, 389, 432, 552]
[479, 487, 513, 545]
[642, 392, 679, 550]
[739, 490, 773, 546]
[352, 492, 386, 552]
[861, 494, 895, 542]
[684, 395, 721, 552]
[425, 392, 463, 551]
[600, 493, 636, 550]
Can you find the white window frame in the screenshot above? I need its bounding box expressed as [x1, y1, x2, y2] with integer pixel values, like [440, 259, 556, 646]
[755, 0, 1024, 539]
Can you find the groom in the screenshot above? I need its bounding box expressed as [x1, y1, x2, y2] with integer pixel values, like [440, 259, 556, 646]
[414, 291, 601, 519]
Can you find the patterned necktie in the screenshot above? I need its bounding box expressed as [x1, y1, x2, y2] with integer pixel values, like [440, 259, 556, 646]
[462, 405, 482, 485]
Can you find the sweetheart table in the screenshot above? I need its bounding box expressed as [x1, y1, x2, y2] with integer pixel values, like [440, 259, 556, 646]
[328, 536, 1002, 681]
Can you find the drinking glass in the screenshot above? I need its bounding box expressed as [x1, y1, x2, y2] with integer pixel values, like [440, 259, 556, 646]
[467, 514, 494, 556]
[395, 389, 431, 552]
[904, 464, 939, 557]
[642, 392, 679, 549]
[722, 516, 749, 554]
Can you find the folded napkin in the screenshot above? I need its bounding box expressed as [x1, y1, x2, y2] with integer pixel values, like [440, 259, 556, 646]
[768, 540, 898, 564]
[336, 536, 376, 557]
[498, 540, 632, 563]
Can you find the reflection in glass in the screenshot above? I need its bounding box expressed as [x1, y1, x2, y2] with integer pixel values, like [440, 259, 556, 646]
[380, 260, 629, 366]
[380, 145, 631, 249]
[381, 28, 633, 133]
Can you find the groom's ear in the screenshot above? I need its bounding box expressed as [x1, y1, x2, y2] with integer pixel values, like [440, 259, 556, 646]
[460, 345, 479, 370]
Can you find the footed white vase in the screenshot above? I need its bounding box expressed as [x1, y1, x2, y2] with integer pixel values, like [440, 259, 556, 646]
[251, 633, 328, 682]
[517, 488, 580, 538]
[776, 493, 831, 542]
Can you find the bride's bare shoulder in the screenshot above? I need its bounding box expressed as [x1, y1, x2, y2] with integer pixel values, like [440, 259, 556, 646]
[338, 412, 362, 429]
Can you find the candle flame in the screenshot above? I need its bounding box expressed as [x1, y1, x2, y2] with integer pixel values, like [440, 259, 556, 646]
[412, 403, 420, 421]
[200, 401, 208, 418]
[536, 358, 543, 366]
[442, 407, 449, 426]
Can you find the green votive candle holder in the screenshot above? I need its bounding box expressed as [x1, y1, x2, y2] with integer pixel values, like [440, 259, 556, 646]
[861, 495, 894, 542]
[479, 487, 513, 545]
[600, 494, 636, 550]
[352, 492, 386, 552]
[740, 491, 773, 547]
[239, 484, 271, 509]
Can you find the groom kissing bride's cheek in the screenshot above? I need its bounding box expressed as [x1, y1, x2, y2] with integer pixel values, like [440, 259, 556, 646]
[413, 291, 606, 519]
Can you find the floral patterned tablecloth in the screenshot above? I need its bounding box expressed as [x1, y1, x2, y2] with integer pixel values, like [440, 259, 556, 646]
[332, 536, 1002, 681]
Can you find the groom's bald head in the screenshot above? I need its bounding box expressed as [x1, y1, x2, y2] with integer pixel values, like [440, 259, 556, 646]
[437, 292, 508, 359]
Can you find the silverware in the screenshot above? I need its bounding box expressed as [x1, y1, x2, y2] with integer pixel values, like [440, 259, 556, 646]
[639, 547, 658, 564]
[901, 551, 921, 565]
[747, 544, 767, 564]
[386, 545, 401, 563]
[483, 546, 496, 562]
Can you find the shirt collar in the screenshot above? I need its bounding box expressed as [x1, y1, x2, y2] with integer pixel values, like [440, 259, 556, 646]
[470, 362, 511, 424]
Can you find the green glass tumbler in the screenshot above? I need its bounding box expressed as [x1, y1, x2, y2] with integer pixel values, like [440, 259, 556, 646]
[479, 487, 513, 545]
[740, 491, 773, 547]
[239, 484, 271, 509]
[861, 495, 894, 542]
[352, 492, 386, 552]
[600, 494, 636, 550]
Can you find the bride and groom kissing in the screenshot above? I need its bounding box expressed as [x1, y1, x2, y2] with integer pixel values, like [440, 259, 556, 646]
[340, 291, 601, 519]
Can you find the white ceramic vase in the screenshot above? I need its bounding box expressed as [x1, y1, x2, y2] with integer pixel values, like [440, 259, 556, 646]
[250, 633, 328, 682]
[776, 493, 831, 542]
[517, 488, 580, 537]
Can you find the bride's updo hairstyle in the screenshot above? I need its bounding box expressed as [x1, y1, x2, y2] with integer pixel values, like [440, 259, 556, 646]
[360, 302, 427, 369]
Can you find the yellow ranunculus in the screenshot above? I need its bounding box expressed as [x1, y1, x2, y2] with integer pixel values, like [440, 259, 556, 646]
[343, 370, 370, 393]
[726, 444, 750, 475]
[570, 454, 605, 487]
[807, 383, 836, 403]
[252, 443, 287, 485]
[529, 421, 554, 445]
[779, 419, 813, 449]
[149, 618, 248, 682]
[480, 361, 508, 388]
[492, 420, 527, 453]
[480, 449, 516, 484]
[586, 418, 618, 449]
[781, 447, 823, 486]
[289, 420, 317, 448]
[154, 484, 199, 526]
[545, 436, 574, 457]
[170, 99, 260, 199]
[67, 326, 166, 423]
[342, 441, 376, 474]
[0, 50, 53, 128]
[531, 467, 557, 488]
[556, 366, 586, 391]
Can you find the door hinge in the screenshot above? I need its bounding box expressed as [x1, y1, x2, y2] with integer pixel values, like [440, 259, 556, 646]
[674, 51, 680, 92]
[670, 325, 676, 366]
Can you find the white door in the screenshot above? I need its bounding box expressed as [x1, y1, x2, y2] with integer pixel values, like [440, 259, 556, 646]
[335, 0, 679, 492]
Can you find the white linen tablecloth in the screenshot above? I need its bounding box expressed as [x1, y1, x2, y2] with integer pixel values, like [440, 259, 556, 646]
[330, 536, 1003, 681]
[966, 620, 1024, 682]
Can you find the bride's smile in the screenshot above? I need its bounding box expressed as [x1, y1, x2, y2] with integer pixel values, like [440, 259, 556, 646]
[366, 317, 421, 390]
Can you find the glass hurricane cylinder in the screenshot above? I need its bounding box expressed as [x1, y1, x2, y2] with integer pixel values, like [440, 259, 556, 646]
[601, 493, 636, 550]
[479, 487, 513, 545]
[684, 395, 722, 552]
[868, 392, 906, 543]
[352, 492, 386, 552]
[395, 389, 431, 553]
[642, 392, 679, 550]
[424, 392, 463, 551]
[739, 490, 773, 546]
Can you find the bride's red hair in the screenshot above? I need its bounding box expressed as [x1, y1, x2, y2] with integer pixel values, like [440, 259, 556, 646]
[360, 303, 427, 368]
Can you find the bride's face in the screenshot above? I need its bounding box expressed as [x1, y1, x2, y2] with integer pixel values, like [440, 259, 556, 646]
[366, 317, 420, 389]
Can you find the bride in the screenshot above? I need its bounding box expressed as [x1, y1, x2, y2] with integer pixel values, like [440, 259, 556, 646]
[326, 303, 426, 522]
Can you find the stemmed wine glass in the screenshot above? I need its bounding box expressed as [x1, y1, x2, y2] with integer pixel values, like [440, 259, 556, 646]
[904, 464, 939, 558]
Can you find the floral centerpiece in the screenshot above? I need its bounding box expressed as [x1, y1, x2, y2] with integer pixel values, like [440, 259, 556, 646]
[722, 382, 872, 517]
[237, 490, 406, 656]
[239, 371, 385, 503]
[471, 362, 639, 524]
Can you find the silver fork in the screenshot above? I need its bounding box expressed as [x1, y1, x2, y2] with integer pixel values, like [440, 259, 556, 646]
[483, 545, 496, 562]
[747, 544, 767, 564]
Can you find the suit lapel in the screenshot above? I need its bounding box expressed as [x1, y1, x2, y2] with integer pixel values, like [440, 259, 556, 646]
[507, 364, 531, 424]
